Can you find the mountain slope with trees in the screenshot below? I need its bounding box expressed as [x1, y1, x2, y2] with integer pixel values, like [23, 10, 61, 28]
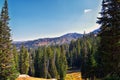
[0, 0, 120, 80]
[14, 33, 83, 49]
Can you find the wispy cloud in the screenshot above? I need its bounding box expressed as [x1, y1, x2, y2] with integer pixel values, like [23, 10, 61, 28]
[84, 9, 92, 14]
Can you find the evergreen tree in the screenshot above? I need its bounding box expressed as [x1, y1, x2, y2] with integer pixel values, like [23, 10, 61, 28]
[76, 39, 81, 68]
[86, 34, 98, 80]
[0, 0, 18, 79]
[28, 48, 35, 76]
[34, 48, 41, 77]
[81, 34, 89, 79]
[34, 47, 48, 78]
[55, 46, 61, 79]
[19, 45, 29, 74]
[69, 40, 75, 67]
[96, 0, 120, 78]
[42, 48, 48, 78]
[46, 46, 54, 78]
[48, 48, 58, 78]
[13, 45, 19, 71]
[59, 46, 67, 80]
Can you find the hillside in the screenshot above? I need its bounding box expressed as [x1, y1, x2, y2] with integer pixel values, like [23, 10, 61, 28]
[14, 33, 83, 48]
[13, 29, 99, 49]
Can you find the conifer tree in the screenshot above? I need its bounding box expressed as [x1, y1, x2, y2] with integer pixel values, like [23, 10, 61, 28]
[19, 45, 29, 74]
[81, 34, 89, 79]
[34, 48, 41, 77]
[96, 0, 120, 78]
[28, 48, 35, 76]
[13, 45, 19, 71]
[59, 46, 67, 80]
[34, 47, 47, 78]
[48, 48, 58, 78]
[86, 35, 98, 80]
[0, 0, 18, 79]
[55, 46, 61, 79]
[42, 48, 47, 78]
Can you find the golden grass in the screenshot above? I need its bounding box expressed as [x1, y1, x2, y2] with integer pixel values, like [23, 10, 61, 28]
[65, 72, 82, 80]
[16, 77, 56, 80]
[16, 72, 82, 80]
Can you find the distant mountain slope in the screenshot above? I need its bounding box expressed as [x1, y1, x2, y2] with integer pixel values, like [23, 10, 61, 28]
[14, 33, 83, 48]
[92, 28, 100, 34]
[14, 28, 100, 49]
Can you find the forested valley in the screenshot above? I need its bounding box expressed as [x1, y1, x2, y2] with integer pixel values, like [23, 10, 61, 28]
[0, 0, 120, 80]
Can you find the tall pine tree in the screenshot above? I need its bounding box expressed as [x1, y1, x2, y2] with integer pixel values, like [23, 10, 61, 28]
[96, 0, 120, 78]
[0, 0, 18, 79]
[59, 46, 67, 80]
[13, 45, 19, 72]
[19, 45, 29, 74]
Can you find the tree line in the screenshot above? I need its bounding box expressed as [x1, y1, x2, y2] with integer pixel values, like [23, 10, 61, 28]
[12, 33, 99, 80]
[0, 0, 120, 80]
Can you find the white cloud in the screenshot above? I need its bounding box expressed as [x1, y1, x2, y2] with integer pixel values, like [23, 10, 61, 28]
[84, 9, 92, 14]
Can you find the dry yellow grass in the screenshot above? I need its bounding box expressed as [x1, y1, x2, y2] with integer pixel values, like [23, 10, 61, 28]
[16, 72, 82, 80]
[16, 77, 56, 80]
[65, 72, 82, 80]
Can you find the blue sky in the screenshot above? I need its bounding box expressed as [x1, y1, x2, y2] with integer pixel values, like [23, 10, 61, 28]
[0, 0, 102, 41]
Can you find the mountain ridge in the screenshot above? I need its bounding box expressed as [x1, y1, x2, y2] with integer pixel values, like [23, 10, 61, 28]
[14, 33, 83, 48]
[14, 29, 99, 48]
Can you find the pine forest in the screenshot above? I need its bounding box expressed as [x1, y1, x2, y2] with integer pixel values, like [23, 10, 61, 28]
[0, 0, 120, 80]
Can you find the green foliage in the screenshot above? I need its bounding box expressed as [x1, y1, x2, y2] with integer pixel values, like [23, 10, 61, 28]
[19, 45, 29, 74]
[0, 0, 19, 79]
[103, 74, 120, 80]
[68, 40, 81, 68]
[96, 0, 120, 78]
[34, 46, 67, 80]
[34, 48, 41, 77]
[67, 33, 99, 80]
[28, 48, 35, 76]
[13, 45, 19, 71]
[48, 47, 58, 78]
[58, 46, 67, 80]
[81, 33, 98, 79]
[34, 47, 48, 78]
[42, 48, 48, 78]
